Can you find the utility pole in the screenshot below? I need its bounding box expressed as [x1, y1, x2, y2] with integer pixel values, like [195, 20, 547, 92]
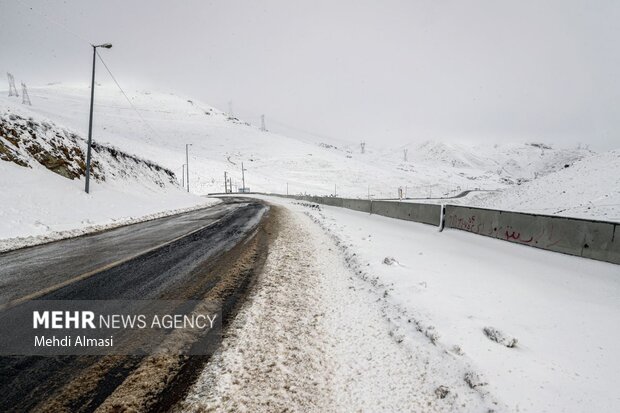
[224, 171, 228, 193]
[241, 162, 247, 192]
[286, 182, 289, 196]
[182, 164, 186, 188]
[185, 143, 192, 192]
[403, 148, 408, 162]
[360, 141, 366, 154]
[85, 43, 112, 194]
[334, 184, 337, 197]
[260, 115, 267, 132]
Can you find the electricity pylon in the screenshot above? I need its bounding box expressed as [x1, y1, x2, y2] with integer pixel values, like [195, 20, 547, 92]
[7, 73, 18, 97]
[21, 83, 31, 105]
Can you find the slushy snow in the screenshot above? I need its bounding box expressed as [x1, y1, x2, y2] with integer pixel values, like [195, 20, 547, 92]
[183, 195, 620, 412]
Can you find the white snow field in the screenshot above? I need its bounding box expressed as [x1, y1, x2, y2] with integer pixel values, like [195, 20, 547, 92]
[4, 83, 616, 222]
[0, 95, 217, 250]
[0, 160, 214, 251]
[180, 203, 501, 413]
[452, 150, 620, 221]
[182, 195, 619, 413]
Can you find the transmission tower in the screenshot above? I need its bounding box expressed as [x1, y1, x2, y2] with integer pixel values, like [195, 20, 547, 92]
[260, 114, 267, 132]
[7, 73, 18, 97]
[21, 82, 31, 105]
[360, 141, 366, 154]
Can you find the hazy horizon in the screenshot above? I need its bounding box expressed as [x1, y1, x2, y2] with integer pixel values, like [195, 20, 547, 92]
[1, 0, 619, 150]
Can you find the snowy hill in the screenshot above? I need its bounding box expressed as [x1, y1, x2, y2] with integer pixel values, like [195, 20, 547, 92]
[0, 94, 216, 248]
[0, 109, 177, 186]
[460, 150, 620, 221]
[2, 83, 593, 202]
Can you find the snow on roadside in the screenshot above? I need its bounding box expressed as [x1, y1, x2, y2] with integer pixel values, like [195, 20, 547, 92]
[180, 205, 499, 412]
[256, 196, 620, 413]
[0, 160, 219, 252]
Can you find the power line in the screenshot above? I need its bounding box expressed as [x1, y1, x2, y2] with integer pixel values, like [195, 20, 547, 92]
[15, 0, 163, 145]
[96, 51, 162, 142]
[264, 117, 342, 143]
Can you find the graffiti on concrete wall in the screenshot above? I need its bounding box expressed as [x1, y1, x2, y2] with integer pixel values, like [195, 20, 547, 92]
[446, 214, 483, 233]
[446, 213, 562, 248]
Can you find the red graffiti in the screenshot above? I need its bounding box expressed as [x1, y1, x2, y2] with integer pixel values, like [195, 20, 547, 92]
[505, 230, 534, 243]
[447, 214, 484, 234]
[448, 214, 562, 247]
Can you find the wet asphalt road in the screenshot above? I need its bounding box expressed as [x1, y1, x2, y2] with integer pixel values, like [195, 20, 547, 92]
[0, 197, 269, 412]
[0, 198, 261, 306]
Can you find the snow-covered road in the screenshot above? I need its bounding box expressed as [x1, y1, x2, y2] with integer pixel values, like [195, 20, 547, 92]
[181, 196, 620, 412]
[180, 203, 496, 412]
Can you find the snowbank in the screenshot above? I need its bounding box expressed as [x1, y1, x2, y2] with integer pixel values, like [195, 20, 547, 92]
[181, 204, 498, 412]
[0, 160, 217, 251]
[259, 195, 620, 413]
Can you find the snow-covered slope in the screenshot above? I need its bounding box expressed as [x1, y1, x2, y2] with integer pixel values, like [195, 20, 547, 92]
[2, 84, 592, 200]
[1, 109, 177, 186]
[0, 160, 212, 251]
[0, 95, 216, 248]
[3, 83, 615, 223]
[460, 150, 620, 221]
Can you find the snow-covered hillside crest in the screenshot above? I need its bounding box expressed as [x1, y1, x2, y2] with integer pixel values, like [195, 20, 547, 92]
[0, 107, 178, 190]
[1, 83, 593, 200]
[3, 83, 617, 221]
[0, 92, 219, 247]
[460, 149, 620, 221]
[322, 139, 592, 187]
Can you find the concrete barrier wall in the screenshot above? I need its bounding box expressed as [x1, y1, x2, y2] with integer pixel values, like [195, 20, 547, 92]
[321, 197, 344, 207]
[370, 201, 441, 225]
[342, 198, 372, 213]
[285, 196, 439, 225]
[445, 205, 620, 265]
[221, 192, 618, 265]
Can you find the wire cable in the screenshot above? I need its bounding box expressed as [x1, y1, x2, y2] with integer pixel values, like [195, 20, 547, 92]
[96, 51, 162, 141]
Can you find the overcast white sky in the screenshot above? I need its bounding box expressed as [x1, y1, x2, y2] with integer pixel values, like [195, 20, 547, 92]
[1, 0, 619, 149]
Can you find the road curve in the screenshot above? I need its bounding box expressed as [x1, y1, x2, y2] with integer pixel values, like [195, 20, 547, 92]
[0, 199, 251, 306]
[0, 197, 271, 412]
